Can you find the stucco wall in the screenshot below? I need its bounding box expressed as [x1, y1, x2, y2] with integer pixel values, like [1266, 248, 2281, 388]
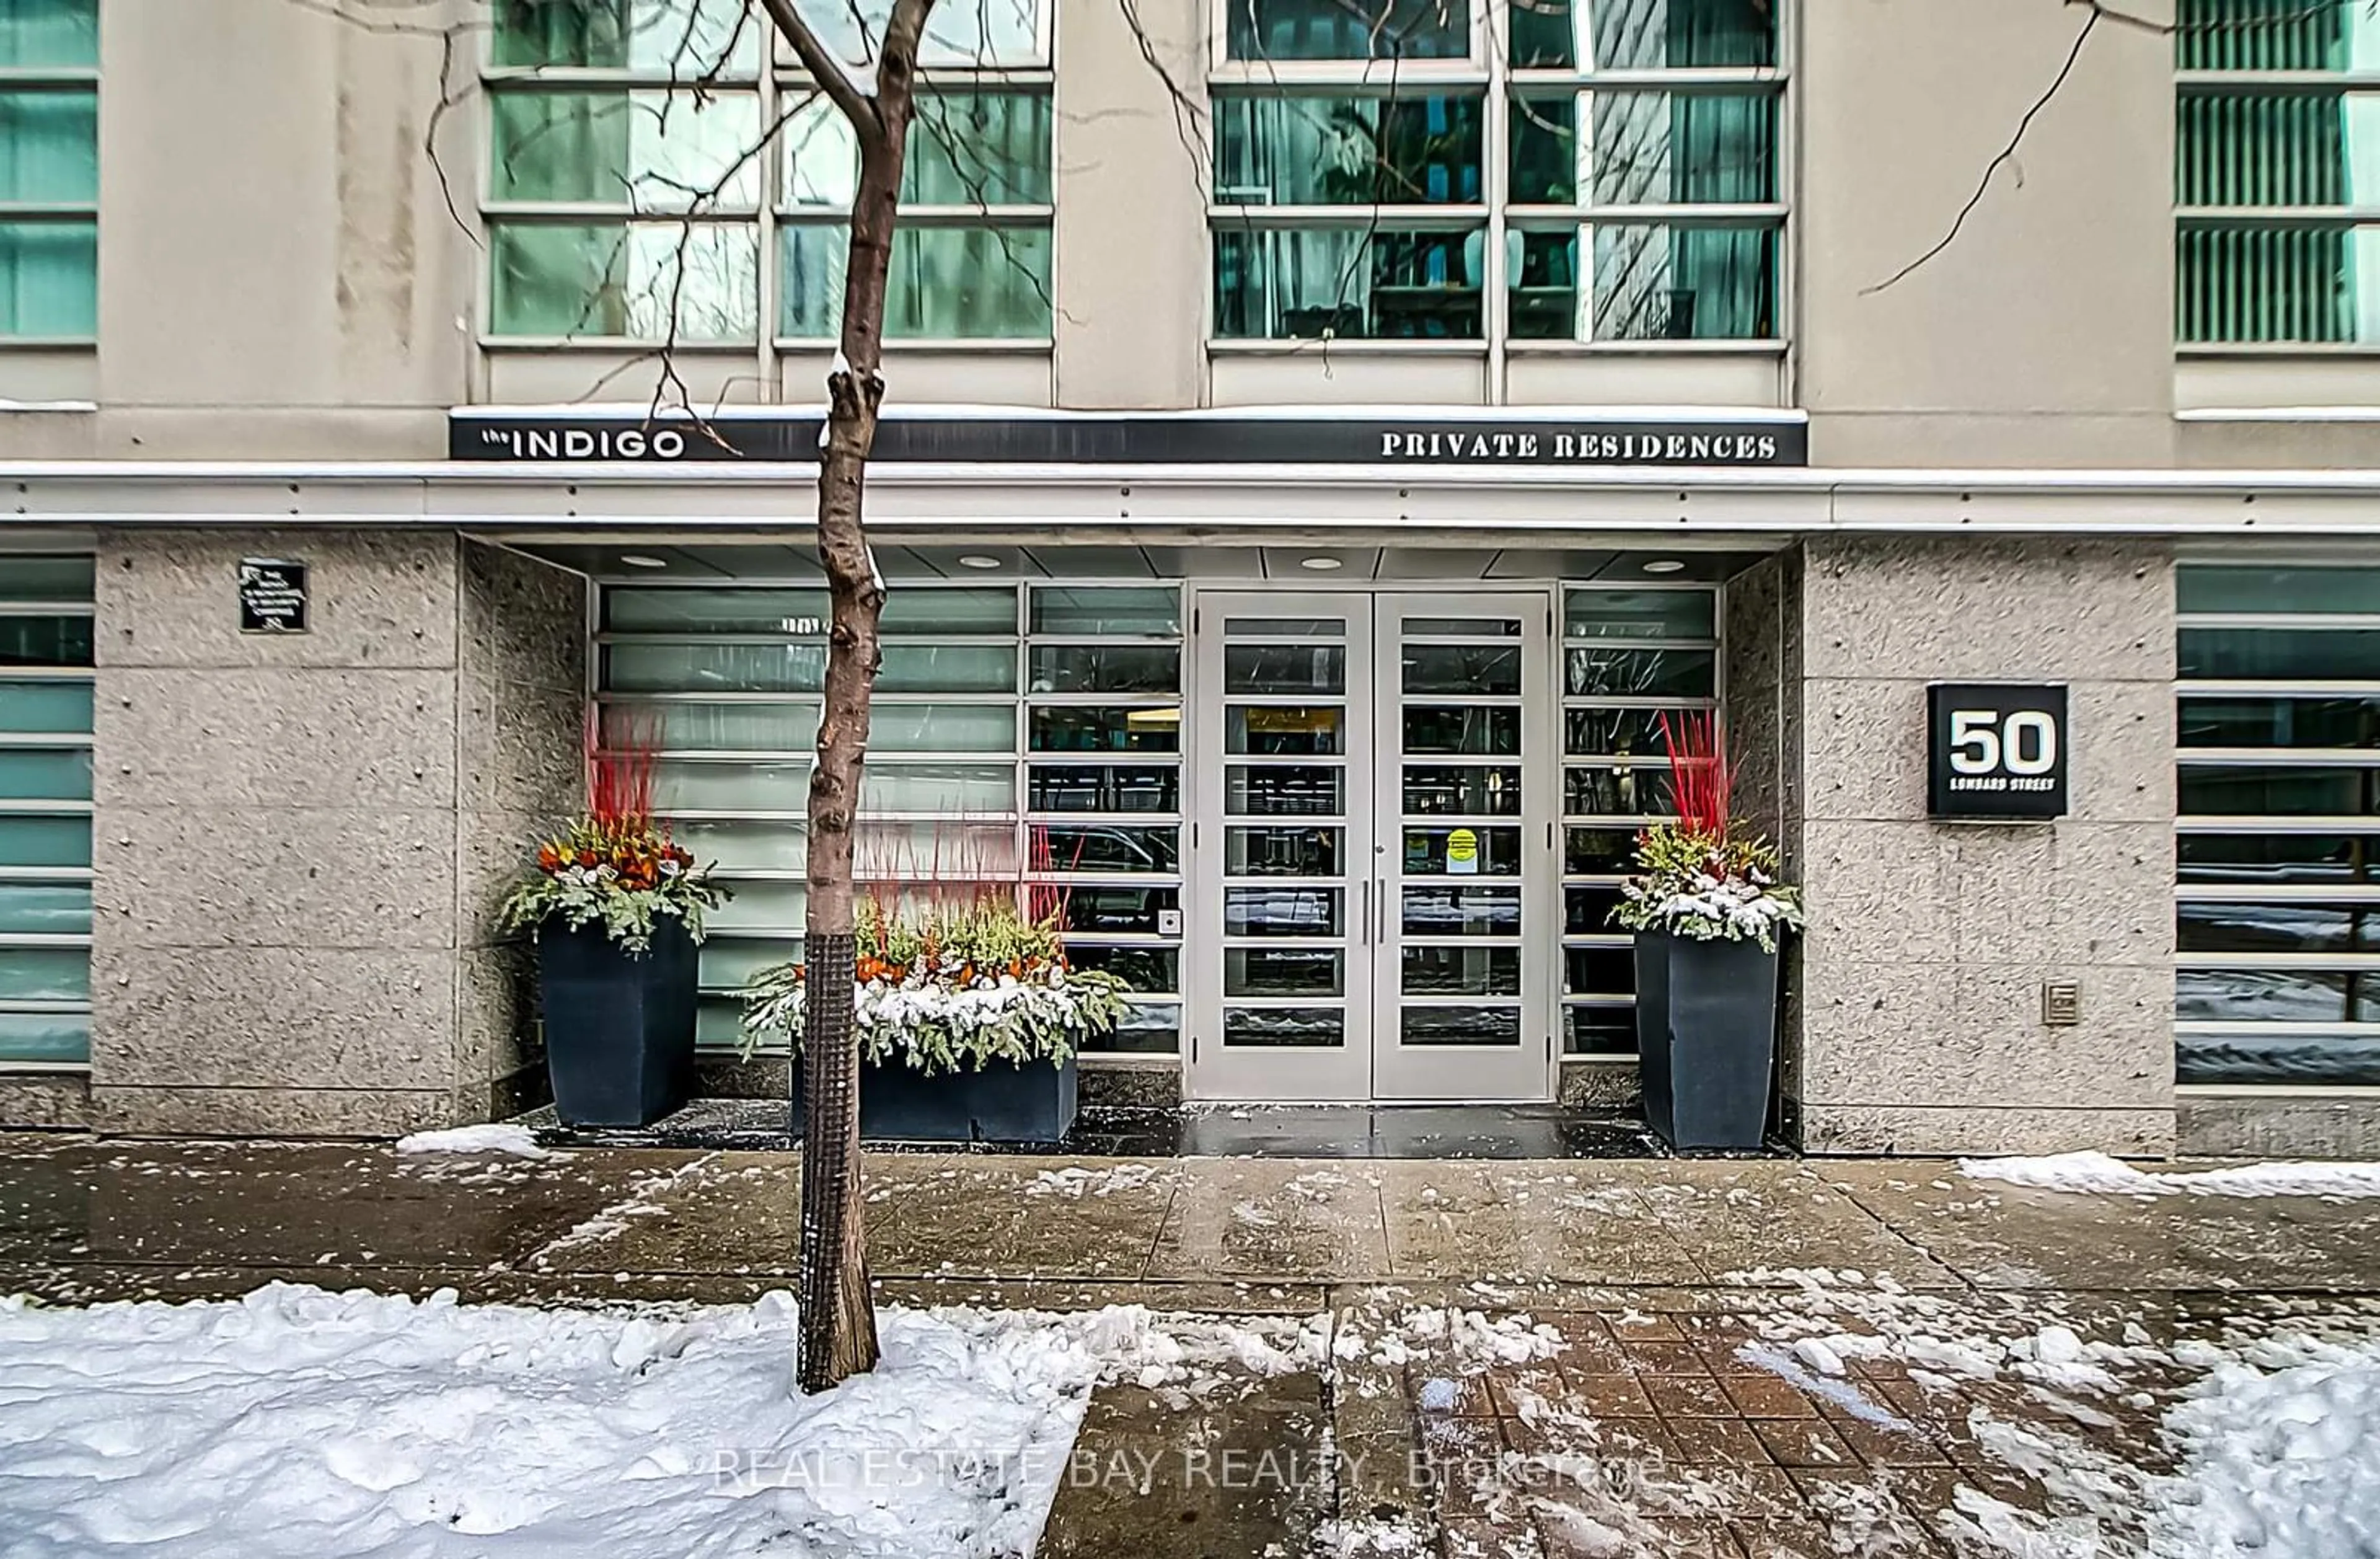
[78, 529, 581, 1137]
[1795, 0, 2177, 467]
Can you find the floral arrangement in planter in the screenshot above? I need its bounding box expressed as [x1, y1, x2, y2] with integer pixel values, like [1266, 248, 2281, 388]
[738, 825, 1130, 1077]
[497, 721, 728, 952]
[738, 891, 1130, 1074]
[1611, 711, 1802, 952]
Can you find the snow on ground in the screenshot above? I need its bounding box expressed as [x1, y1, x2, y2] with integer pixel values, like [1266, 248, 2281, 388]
[0, 1284, 1331, 1559]
[392, 1123, 552, 1159]
[1020, 1164, 1161, 1199]
[1960, 1150, 2380, 1199]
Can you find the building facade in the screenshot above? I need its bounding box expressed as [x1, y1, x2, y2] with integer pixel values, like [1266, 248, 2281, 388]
[0, 0, 2375, 1155]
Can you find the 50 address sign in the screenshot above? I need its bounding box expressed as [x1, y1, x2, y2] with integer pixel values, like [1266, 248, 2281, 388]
[1928, 684, 2069, 821]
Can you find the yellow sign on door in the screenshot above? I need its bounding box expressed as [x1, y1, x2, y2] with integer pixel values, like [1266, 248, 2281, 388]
[1447, 827, 1479, 876]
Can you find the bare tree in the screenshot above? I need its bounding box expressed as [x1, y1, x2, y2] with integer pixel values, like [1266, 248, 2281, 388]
[752, 0, 937, 1392]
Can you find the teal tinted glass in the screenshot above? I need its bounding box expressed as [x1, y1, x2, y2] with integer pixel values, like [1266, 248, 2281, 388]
[2181, 627, 2380, 681]
[0, 614, 92, 666]
[489, 89, 762, 208]
[1029, 588, 1181, 637]
[906, 92, 1051, 205]
[1227, 0, 1469, 60]
[0, 90, 95, 203]
[1214, 228, 1483, 339]
[0, 1009, 86, 1063]
[1509, 91, 1774, 205]
[607, 586, 1016, 634]
[0, 881, 87, 934]
[0, 556, 94, 601]
[780, 225, 1052, 338]
[0, 218, 94, 336]
[491, 0, 757, 72]
[2179, 224, 2380, 342]
[1214, 93, 1484, 205]
[2179, 565, 2380, 614]
[1563, 589, 1716, 641]
[0, 945, 86, 1001]
[1509, 0, 1773, 68]
[0, 746, 89, 800]
[0, 813, 87, 866]
[2179, 0, 2358, 69]
[0, 679, 91, 731]
[0, 0, 96, 67]
[1510, 224, 1777, 340]
[489, 220, 757, 340]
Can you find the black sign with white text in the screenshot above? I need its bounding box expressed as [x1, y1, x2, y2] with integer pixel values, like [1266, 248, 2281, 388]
[448, 412, 1808, 467]
[237, 559, 309, 634]
[1928, 684, 2069, 821]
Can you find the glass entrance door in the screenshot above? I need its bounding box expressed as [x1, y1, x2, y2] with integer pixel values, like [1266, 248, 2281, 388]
[1371, 593, 1557, 1100]
[1186, 590, 1556, 1103]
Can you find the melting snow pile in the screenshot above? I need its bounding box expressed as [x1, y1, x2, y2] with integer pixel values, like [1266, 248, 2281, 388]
[0, 1284, 1314, 1558]
[392, 1123, 552, 1159]
[1960, 1150, 2380, 1199]
[2143, 1335, 2380, 1558]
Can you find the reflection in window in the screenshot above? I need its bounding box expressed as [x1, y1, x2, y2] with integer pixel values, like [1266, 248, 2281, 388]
[1509, 0, 1775, 70]
[1512, 225, 1776, 341]
[1226, 0, 1471, 61]
[1214, 227, 1484, 340]
[2175, 563, 2380, 1085]
[1215, 93, 1484, 205]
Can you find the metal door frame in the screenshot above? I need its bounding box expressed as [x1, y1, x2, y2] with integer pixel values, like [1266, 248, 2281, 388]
[1181, 581, 1559, 1104]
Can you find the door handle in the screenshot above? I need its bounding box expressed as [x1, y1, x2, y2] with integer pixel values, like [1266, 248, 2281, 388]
[1376, 876, 1389, 945]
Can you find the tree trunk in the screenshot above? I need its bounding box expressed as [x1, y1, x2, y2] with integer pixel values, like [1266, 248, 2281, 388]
[796, 22, 924, 1397]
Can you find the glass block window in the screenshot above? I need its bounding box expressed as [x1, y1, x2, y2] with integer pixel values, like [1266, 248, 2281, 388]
[0, 0, 97, 340]
[1559, 583, 1719, 1058]
[2176, 563, 2380, 1084]
[2176, 0, 2380, 342]
[1209, 0, 1783, 344]
[0, 552, 93, 1065]
[597, 577, 1183, 1055]
[482, 0, 1052, 345]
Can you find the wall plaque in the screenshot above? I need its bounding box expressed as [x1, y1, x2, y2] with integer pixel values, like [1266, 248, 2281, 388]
[237, 558, 309, 634]
[1928, 684, 2068, 821]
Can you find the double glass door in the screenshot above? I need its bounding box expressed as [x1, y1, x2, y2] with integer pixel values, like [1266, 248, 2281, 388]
[1186, 591, 1557, 1102]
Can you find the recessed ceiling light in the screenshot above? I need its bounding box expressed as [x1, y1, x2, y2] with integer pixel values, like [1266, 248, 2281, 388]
[957, 554, 1004, 570]
[1300, 556, 1344, 571]
[1641, 559, 1688, 575]
[619, 554, 669, 570]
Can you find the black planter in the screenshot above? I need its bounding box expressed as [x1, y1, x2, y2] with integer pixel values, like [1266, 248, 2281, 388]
[1634, 930, 1781, 1152]
[536, 918, 699, 1128]
[792, 1053, 1078, 1144]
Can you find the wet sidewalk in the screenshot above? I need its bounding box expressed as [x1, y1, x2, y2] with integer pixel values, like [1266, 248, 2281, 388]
[7, 1134, 2380, 1557]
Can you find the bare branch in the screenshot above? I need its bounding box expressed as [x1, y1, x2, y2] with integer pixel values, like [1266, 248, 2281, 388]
[1863, 6, 2099, 296]
[759, 0, 887, 141]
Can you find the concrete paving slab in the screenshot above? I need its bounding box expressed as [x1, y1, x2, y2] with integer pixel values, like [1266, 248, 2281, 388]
[1823, 1161, 2380, 1291]
[868, 1155, 1180, 1282]
[1622, 1161, 1967, 1291]
[1382, 1162, 1711, 1287]
[0, 1137, 681, 1273]
[1037, 1374, 1330, 1559]
[1145, 1159, 1391, 1282]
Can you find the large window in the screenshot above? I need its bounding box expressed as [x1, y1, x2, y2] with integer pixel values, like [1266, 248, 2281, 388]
[0, 0, 96, 341]
[0, 553, 92, 1066]
[483, 0, 1052, 346]
[2177, 0, 2380, 342]
[2175, 563, 2380, 1085]
[597, 577, 1184, 1056]
[1559, 583, 1719, 1058]
[1209, 0, 1783, 344]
